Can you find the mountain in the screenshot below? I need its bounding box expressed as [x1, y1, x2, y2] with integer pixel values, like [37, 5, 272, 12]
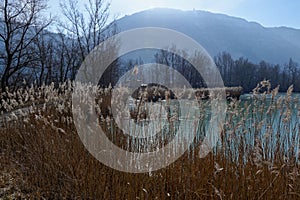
[114, 8, 300, 65]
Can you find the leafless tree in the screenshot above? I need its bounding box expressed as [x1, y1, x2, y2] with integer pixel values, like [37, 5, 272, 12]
[60, 0, 116, 61]
[0, 0, 52, 91]
[53, 30, 82, 83]
[32, 29, 55, 86]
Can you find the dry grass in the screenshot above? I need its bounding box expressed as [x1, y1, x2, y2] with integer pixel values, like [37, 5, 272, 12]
[1, 81, 300, 199]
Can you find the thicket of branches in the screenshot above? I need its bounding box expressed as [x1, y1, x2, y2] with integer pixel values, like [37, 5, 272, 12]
[0, 0, 116, 92]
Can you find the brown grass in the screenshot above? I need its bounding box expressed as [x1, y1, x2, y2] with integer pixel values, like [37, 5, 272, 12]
[1, 81, 300, 199]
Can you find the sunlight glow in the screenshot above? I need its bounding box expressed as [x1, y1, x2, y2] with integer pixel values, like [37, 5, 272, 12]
[110, 0, 245, 17]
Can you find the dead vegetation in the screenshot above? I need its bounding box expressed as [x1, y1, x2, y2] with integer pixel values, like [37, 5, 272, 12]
[1, 81, 300, 199]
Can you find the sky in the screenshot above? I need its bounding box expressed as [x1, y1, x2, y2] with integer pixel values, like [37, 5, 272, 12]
[48, 0, 300, 29]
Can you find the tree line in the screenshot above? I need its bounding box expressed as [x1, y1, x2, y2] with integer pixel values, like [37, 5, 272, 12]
[215, 52, 300, 93]
[122, 49, 300, 93]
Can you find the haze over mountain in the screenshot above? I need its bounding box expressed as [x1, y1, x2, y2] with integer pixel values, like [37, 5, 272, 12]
[115, 8, 300, 65]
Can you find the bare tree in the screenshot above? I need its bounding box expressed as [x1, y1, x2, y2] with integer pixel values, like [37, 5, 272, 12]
[0, 0, 52, 91]
[60, 0, 116, 61]
[52, 30, 82, 83]
[155, 47, 206, 88]
[32, 29, 57, 86]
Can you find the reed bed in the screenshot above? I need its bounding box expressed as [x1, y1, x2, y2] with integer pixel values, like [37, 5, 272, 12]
[1, 81, 300, 199]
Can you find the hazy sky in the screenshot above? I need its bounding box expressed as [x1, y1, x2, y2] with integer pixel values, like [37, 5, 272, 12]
[49, 0, 300, 29]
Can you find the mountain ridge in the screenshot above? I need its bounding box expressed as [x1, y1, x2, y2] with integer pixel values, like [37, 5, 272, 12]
[114, 8, 300, 65]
